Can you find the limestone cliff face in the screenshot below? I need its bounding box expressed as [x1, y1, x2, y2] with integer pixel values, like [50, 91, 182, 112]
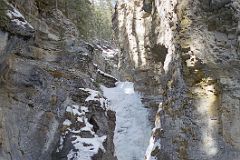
[114, 0, 240, 159]
[0, 1, 117, 160]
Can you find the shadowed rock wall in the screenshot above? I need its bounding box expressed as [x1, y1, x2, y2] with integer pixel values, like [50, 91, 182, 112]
[0, 1, 117, 159]
[114, 0, 240, 159]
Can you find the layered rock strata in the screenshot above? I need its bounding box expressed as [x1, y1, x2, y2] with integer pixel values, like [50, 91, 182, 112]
[114, 0, 240, 159]
[0, 1, 117, 159]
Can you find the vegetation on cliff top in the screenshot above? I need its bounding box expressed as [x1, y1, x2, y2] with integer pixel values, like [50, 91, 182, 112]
[7, 0, 115, 41]
[53, 0, 115, 41]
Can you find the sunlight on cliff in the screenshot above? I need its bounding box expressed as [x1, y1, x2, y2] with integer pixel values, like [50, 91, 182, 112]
[117, 0, 147, 68]
[193, 77, 219, 157]
[135, 8, 147, 67]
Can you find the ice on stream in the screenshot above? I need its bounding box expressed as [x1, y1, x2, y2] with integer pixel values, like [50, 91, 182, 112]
[102, 82, 152, 160]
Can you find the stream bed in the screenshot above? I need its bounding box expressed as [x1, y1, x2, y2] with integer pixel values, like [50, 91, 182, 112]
[102, 82, 152, 160]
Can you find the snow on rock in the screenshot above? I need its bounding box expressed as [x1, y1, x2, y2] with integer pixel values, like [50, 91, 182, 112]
[145, 107, 162, 160]
[80, 117, 94, 134]
[79, 88, 99, 101]
[66, 105, 82, 116]
[79, 88, 107, 109]
[145, 134, 161, 160]
[63, 119, 72, 126]
[6, 7, 34, 29]
[94, 42, 119, 60]
[102, 48, 118, 59]
[97, 69, 118, 81]
[67, 135, 107, 160]
[57, 104, 107, 160]
[102, 82, 152, 160]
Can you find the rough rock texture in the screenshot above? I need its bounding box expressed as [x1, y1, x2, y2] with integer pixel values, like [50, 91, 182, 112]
[0, 1, 116, 160]
[114, 0, 240, 159]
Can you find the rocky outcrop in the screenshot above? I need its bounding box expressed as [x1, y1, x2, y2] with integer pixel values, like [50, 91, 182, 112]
[53, 91, 116, 160]
[114, 0, 240, 159]
[0, 1, 117, 160]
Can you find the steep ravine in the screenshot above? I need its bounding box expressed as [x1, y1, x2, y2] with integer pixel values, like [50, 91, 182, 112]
[1, 0, 240, 160]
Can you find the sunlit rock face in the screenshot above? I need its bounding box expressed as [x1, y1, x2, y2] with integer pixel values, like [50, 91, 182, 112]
[113, 0, 178, 105]
[114, 0, 240, 159]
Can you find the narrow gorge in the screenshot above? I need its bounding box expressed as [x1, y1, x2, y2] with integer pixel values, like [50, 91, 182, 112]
[0, 0, 240, 160]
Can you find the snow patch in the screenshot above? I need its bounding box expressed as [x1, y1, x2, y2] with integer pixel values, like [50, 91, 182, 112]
[63, 119, 72, 126]
[95, 44, 119, 60]
[67, 135, 107, 160]
[102, 48, 118, 59]
[66, 105, 82, 116]
[58, 104, 107, 160]
[79, 88, 99, 101]
[81, 106, 89, 112]
[80, 118, 94, 134]
[145, 106, 163, 160]
[7, 7, 34, 29]
[97, 69, 117, 81]
[79, 88, 107, 109]
[145, 134, 161, 160]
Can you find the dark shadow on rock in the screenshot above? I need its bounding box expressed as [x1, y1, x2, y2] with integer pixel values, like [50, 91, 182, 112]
[151, 44, 168, 64]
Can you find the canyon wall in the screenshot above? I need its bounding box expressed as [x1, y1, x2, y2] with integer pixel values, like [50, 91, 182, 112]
[0, 0, 117, 159]
[114, 0, 240, 159]
[1, 0, 240, 159]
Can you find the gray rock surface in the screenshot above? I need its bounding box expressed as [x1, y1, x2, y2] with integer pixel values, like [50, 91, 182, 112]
[1, 0, 240, 159]
[0, 1, 117, 160]
[114, 0, 240, 159]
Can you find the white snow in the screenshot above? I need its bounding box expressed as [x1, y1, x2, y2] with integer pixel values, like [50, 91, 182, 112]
[63, 119, 72, 126]
[145, 107, 163, 160]
[60, 104, 108, 160]
[67, 135, 107, 160]
[145, 136, 156, 160]
[66, 105, 82, 116]
[102, 48, 118, 59]
[95, 44, 119, 60]
[145, 135, 161, 160]
[77, 116, 84, 122]
[6, 7, 34, 29]
[79, 88, 107, 109]
[57, 136, 64, 151]
[80, 106, 89, 112]
[12, 8, 24, 18]
[102, 82, 152, 160]
[63, 104, 107, 160]
[97, 69, 117, 80]
[79, 88, 99, 101]
[80, 118, 94, 134]
[7, 8, 23, 19]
